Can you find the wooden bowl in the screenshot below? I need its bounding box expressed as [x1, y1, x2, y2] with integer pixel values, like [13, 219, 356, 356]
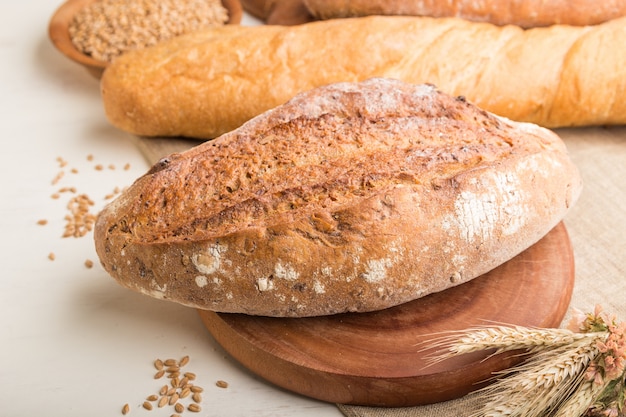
[48, 0, 243, 78]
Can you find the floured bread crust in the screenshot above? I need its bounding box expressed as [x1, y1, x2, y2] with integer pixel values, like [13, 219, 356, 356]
[94, 78, 582, 317]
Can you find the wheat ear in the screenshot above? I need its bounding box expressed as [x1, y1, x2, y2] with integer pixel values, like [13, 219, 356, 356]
[552, 380, 607, 417]
[468, 333, 606, 417]
[426, 325, 602, 364]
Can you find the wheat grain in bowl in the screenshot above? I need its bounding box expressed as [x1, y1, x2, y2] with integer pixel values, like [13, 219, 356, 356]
[48, 0, 242, 77]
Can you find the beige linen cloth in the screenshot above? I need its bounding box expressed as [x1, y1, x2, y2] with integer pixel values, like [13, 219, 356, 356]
[135, 126, 626, 417]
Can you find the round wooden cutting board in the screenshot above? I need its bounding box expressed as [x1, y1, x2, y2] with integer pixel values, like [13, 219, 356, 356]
[198, 222, 574, 407]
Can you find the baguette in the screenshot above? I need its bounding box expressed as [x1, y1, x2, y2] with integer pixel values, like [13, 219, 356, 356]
[94, 78, 582, 317]
[101, 15, 626, 140]
[303, 0, 626, 28]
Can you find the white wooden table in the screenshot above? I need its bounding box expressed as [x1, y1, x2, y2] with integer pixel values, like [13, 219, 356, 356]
[0, 2, 343, 416]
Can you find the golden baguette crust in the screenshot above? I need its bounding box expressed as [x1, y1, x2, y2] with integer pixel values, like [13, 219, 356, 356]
[100, 16, 626, 140]
[95, 79, 581, 317]
[303, 0, 626, 28]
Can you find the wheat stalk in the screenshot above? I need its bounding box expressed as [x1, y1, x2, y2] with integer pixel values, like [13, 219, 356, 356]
[508, 336, 604, 387]
[552, 380, 607, 417]
[423, 326, 607, 417]
[466, 335, 604, 417]
[425, 307, 626, 417]
[425, 325, 603, 363]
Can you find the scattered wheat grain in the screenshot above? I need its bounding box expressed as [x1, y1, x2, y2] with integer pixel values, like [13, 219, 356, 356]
[62, 193, 96, 238]
[180, 387, 191, 399]
[122, 403, 130, 415]
[188, 403, 201, 412]
[142, 401, 152, 410]
[51, 170, 65, 185]
[216, 380, 228, 388]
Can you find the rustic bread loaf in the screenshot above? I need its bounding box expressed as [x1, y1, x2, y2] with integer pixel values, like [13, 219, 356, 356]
[94, 78, 582, 317]
[100, 15, 626, 140]
[303, 0, 626, 28]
